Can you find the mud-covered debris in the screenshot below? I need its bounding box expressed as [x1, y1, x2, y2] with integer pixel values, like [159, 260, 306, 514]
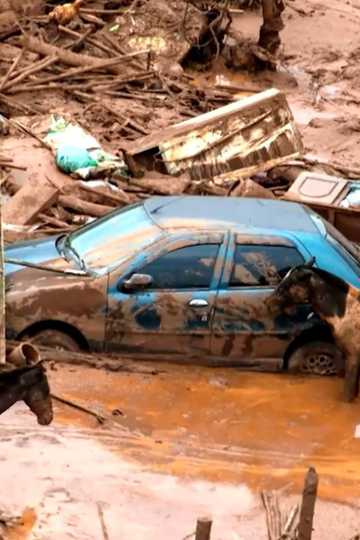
[48, 0, 83, 25]
[4, 177, 58, 226]
[127, 88, 303, 180]
[283, 171, 360, 243]
[101, 0, 205, 68]
[230, 178, 275, 198]
[44, 115, 128, 179]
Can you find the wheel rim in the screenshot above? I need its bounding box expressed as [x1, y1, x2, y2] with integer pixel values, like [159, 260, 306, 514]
[301, 351, 338, 375]
[28, 335, 74, 352]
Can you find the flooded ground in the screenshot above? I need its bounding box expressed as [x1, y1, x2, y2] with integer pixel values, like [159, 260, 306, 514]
[2, 0, 360, 537]
[1, 363, 360, 539]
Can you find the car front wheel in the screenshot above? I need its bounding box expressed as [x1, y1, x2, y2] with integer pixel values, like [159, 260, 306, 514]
[23, 329, 81, 353]
[287, 341, 344, 376]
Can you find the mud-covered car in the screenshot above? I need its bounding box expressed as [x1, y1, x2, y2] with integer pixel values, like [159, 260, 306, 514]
[5, 196, 360, 375]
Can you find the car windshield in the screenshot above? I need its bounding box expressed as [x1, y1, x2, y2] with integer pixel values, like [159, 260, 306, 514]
[65, 203, 161, 274]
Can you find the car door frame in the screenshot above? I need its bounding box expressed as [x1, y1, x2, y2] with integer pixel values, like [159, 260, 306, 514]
[105, 229, 229, 359]
[210, 232, 313, 368]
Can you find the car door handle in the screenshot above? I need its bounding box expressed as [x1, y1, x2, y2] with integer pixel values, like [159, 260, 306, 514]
[188, 299, 209, 308]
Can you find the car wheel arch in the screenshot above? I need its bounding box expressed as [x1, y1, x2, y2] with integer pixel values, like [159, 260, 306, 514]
[18, 320, 89, 351]
[283, 323, 335, 370]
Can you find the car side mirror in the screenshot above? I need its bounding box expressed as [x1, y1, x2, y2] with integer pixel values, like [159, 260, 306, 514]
[122, 273, 153, 292]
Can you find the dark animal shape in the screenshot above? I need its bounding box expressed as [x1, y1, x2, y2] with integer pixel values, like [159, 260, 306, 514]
[267, 260, 360, 401]
[0, 364, 53, 425]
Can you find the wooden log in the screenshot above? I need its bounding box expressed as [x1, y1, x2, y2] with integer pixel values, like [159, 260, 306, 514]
[4, 179, 59, 226]
[21, 36, 150, 75]
[21, 35, 122, 74]
[79, 183, 130, 205]
[298, 467, 318, 540]
[58, 195, 113, 218]
[131, 174, 190, 195]
[195, 518, 212, 540]
[8, 340, 161, 375]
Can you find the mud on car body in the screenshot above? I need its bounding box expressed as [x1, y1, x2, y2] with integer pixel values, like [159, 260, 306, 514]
[5, 196, 360, 375]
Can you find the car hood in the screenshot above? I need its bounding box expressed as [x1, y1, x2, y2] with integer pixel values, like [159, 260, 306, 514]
[5, 235, 76, 277]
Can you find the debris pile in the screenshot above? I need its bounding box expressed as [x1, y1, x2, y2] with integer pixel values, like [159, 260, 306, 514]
[1, 0, 360, 245]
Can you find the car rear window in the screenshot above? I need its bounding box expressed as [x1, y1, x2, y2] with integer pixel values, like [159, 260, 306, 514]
[230, 244, 304, 287]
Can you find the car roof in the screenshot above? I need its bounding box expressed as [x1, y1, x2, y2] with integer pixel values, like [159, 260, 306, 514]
[144, 196, 319, 234]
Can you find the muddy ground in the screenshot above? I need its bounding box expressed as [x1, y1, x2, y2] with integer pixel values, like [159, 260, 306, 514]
[3, 0, 360, 538]
[205, 0, 360, 169]
[2, 363, 360, 540]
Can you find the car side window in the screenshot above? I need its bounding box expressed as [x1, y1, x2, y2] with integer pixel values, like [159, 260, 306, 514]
[139, 244, 219, 289]
[230, 245, 304, 287]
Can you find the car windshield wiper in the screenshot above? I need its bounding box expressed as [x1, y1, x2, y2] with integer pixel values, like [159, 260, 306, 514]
[64, 237, 87, 273]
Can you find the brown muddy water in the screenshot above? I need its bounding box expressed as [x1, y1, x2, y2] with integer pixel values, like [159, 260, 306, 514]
[1, 363, 357, 539]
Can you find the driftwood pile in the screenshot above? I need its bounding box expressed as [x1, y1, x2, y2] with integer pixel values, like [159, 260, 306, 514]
[0, 0, 245, 241]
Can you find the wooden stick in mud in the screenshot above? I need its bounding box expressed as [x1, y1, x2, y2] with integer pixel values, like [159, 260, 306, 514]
[298, 467, 318, 540]
[2, 55, 59, 92]
[13, 56, 135, 88]
[195, 517, 212, 540]
[0, 48, 24, 91]
[51, 393, 106, 424]
[261, 491, 281, 540]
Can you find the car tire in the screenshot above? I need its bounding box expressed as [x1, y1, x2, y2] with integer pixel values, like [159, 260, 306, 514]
[24, 329, 81, 353]
[287, 341, 344, 376]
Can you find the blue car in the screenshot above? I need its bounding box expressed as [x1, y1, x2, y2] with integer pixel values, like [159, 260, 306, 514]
[5, 196, 360, 374]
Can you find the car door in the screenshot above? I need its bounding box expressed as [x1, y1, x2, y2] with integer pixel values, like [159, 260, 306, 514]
[105, 232, 227, 359]
[211, 234, 312, 367]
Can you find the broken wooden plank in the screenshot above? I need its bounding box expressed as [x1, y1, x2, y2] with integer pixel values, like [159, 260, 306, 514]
[261, 491, 282, 540]
[298, 467, 318, 540]
[4, 178, 58, 226]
